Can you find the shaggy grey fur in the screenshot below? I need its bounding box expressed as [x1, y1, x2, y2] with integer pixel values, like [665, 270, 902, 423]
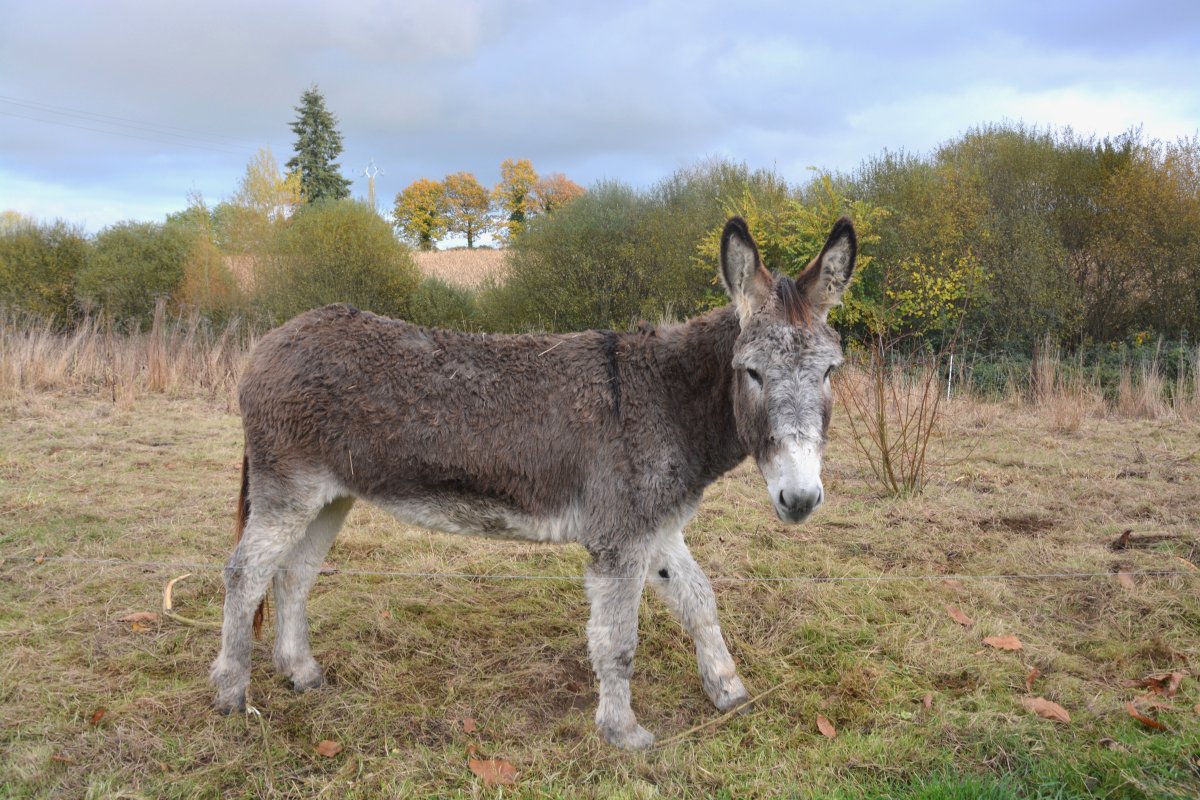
[210, 216, 856, 749]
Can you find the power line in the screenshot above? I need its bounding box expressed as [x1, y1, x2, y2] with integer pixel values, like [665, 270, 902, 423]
[1, 97, 255, 154]
[0, 109, 249, 155]
[0, 93, 252, 149]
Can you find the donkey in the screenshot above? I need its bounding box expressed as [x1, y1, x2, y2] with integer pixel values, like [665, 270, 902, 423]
[211, 216, 856, 749]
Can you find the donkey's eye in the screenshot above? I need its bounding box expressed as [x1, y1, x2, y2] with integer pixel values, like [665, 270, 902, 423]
[824, 366, 834, 381]
[746, 368, 763, 387]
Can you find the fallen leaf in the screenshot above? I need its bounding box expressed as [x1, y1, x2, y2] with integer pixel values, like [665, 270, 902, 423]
[462, 717, 477, 734]
[89, 708, 106, 726]
[1194, 704, 1200, 714]
[945, 605, 974, 627]
[1116, 571, 1136, 590]
[816, 715, 837, 739]
[1025, 668, 1040, 693]
[380, 609, 392, 619]
[50, 754, 75, 764]
[119, 611, 159, 624]
[1173, 556, 1199, 572]
[1110, 529, 1132, 550]
[983, 635, 1023, 651]
[1124, 671, 1187, 698]
[922, 693, 933, 709]
[1022, 696, 1070, 723]
[469, 756, 517, 786]
[35, 555, 46, 564]
[130, 622, 150, 633]
[942, 579, 965, 592]
[315, 740, 343, 757]
[1098, 737, 1126, 751]
[1125, 702, 1169, 732]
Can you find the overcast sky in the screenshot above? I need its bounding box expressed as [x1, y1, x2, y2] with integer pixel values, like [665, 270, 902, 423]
[2, 0, 1198, 235]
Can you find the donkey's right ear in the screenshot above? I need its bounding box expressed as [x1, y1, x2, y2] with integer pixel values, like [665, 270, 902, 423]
[720, 217, 771, 326]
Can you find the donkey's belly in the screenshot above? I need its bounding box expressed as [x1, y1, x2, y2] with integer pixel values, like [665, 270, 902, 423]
[376, 492, 585, 544]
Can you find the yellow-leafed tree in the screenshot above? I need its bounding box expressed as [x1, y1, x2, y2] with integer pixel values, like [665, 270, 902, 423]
[393, 178, 448, 251]
[443, 172, 493, 248]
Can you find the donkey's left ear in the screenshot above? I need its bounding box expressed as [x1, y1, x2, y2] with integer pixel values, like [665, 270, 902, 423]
[801, 217, 857, 320]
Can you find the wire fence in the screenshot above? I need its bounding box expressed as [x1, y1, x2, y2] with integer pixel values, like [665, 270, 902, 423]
[3, 554, 1197, 584]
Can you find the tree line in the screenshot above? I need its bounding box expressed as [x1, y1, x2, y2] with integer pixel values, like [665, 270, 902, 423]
[2, 84, 1197, 358]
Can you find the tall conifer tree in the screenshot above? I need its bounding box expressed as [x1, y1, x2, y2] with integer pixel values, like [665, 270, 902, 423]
[286, 85, 352, 203]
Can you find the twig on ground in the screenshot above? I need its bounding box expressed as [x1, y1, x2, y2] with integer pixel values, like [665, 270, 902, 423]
[651, 679, 794, 750]
[162, 573, 220, 629]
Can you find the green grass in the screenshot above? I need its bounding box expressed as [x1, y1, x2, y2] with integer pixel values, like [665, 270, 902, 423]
[1, 390, 1198, 798]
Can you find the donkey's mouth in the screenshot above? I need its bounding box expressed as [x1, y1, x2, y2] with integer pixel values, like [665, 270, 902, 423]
[772, 486, 823, 524]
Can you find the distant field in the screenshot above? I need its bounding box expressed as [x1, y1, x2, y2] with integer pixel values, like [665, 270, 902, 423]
[413, 248, 507, 289]
[2, 346, 1198, 796]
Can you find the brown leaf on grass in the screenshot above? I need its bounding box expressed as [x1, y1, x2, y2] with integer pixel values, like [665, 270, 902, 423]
[50, 754, 75, 764]
[1125, 702, 1169, 732]
[816, 715, 837, 739]
[469, 756, 517, 786]
[462, 717, 477, 734]
[983, 635, 1023, 651]
[1173, 556, 1199, 572]
[942, 579, 965, 592]
[34, 555, 46, 564]
[89, 708, 106, 726]
[945, 605, 974, 627]
[119, 611, 159, 624]
[315, 740, 343, 757]
[1110, 529, 1133, 550]
[1116, 571, 1136, 590]
[1098, 737, 1126, 751]
[1123, 671, 1187, 697]
[1025, 668, 1040, 693]
[130, 622, 150, 633]
[1022, 696, 1070, 723]
[922, 693, 933, 709]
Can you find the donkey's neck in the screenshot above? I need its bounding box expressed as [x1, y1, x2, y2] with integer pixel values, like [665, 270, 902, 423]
[654, 305, 746, 487]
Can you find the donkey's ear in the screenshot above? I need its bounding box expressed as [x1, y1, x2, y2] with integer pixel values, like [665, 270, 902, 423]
[720, 217, 772, 326]
[801, 217, 857, 320]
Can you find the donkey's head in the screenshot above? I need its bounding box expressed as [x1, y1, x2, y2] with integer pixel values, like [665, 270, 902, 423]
[720, 216, 857, 523]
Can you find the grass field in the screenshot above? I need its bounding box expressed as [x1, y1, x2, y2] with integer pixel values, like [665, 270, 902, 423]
[1, 353, 1199, 797]
[413, 248, 507, 289]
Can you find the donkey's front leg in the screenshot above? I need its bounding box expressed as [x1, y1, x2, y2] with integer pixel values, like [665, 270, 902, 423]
[648, 528, 749, 712]
[585, 561, 653, 749]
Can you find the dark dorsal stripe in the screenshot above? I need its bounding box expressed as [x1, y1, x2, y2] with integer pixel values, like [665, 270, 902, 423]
[602, 330, 621, 420]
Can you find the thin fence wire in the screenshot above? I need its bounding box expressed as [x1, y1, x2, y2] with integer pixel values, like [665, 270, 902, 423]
[2, 554, 1197, 584]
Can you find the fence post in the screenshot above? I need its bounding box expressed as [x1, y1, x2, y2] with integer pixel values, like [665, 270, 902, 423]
[946, 352, 954, 401]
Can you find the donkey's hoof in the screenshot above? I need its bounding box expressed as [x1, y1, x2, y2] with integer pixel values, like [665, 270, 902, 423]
[291, 670, 324, 693]
[213, 690, 246, 715]
[602, 723, 655, 750]
[708, 675, 751, 713]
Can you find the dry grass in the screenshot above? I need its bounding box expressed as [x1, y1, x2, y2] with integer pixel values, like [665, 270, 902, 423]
[2, 322, 1200, 798]
[1029, 343, 1107, 433]
[412, 248, 507, 289]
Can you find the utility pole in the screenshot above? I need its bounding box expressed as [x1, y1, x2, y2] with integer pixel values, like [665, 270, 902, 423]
[363, 159, 382, 212]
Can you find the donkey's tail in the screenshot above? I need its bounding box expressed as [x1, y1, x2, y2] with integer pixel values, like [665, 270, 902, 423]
[233, 452, 267, 639]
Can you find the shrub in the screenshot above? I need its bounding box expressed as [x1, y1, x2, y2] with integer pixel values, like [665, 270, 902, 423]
[77, 220, 192, 328]
[0, 219, 90, 325]
[407, 277, 479, 330]
[255, 200, 420, 323]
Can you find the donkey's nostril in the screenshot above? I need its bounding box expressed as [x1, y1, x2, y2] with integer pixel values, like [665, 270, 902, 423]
[777, 487, 822, 521]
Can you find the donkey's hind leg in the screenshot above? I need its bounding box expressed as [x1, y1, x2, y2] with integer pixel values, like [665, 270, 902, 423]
[647, 526, 749, 713]
[272, 496, 355, 691]
[210, 487, 324, 713]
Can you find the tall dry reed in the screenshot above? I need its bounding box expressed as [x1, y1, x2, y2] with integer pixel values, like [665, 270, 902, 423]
[0, 300, 252, 407]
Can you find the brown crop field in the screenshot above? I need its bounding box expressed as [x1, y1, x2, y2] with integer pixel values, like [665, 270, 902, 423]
[1, 319, 1199, 798]
[413, 248, 507, 289]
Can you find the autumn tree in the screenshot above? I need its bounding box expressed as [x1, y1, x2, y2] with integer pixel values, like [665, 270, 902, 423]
[215, 147, 301, 254]
[442, 172, 493, 248]
[532, 173, 585, 216]
[493, 158, 539, 242]
[393, 178, 448, 251]
[286, 85, 352, 203]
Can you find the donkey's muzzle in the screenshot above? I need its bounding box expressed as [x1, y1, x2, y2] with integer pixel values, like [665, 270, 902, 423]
[775, 486, 822, 523]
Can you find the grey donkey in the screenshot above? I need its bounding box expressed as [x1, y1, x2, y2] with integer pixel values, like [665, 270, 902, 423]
[211, 216, 857, 749]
